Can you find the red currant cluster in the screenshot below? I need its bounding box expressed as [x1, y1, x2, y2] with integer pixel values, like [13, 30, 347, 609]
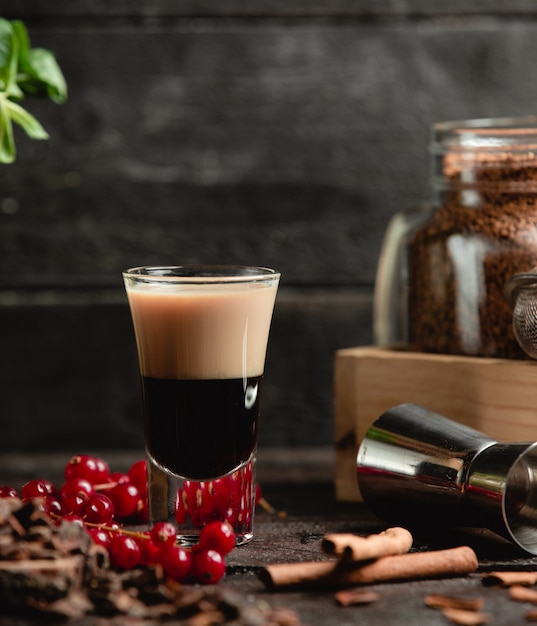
[92, 520, 234, 584]
[0, 454, 237, 584]
[0, 455, 149, 525]
[175, 460, 255, 532]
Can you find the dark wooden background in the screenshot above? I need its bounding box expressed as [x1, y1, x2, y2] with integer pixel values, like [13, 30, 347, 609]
[1, 2, 536, 457]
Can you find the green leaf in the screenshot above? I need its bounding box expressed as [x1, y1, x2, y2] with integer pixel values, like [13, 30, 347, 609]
[0, 18, 22, 99]
[0, 18, 67, 163]
[5, 98, 49, 140]
[11, 20, 30, 63]
[21, 47, 67, 103]
[0, 19, 12, 61]
[0, 98, 16, 163]
[7, 19, 67, 103]
[0, 18, 14, 89]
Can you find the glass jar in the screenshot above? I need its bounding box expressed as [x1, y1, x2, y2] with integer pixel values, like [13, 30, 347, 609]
[375, 116, 537, 359]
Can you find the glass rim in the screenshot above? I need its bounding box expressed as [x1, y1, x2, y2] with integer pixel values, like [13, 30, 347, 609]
[430, 115, 537, 154]
[123, 264, 280, 284]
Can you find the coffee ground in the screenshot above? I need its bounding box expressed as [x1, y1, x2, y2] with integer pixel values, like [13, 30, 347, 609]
[408, 152, 537, 358]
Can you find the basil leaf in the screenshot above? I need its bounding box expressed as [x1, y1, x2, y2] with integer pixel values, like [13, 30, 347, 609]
[8, 19, 67, 103]
[0, 18, 13, 91]
[0, 97, 16, 163]
[11, 20, 30, 63]
[20, 48, 67, 103]
[0, 18, 22, 99]
[0, 18, 66, 163]
[5, 98, 49, 140]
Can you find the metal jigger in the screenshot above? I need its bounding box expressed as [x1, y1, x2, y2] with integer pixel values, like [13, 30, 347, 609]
[356, 403, 537, 554]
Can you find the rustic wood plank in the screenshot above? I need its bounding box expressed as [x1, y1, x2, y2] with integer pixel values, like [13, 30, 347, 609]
[4, 21, 537, 286]
[5, 1, 537, 18]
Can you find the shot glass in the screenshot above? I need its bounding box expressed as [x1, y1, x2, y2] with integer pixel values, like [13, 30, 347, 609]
[123, 265, 280, 545]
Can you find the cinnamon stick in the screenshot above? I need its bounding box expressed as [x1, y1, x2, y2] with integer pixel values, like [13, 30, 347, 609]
[482, 571, 537, 587]
[322, 527, 413, 562]
[335, 589, 381, 606]
[440, 607, 490, 625]
[260, 546, 478, 589]
[424, 594, 485, 612]
[259, 561, 338, 588]
[509, 585, 537, 604]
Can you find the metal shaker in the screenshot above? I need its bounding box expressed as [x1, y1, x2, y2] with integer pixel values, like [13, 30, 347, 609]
[357, 403, 537, 554]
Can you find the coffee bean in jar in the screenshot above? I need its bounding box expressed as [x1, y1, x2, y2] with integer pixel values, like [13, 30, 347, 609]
[408, 117, 537, 359]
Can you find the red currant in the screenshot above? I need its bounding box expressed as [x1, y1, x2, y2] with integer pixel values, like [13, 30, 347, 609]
[160, 544, 192, 582]
[82, 493, 115, 524]
[174, 488, 188, 525]
[65, 455, 110, 485]
[87, 527, 112, 550]
[183, 481, 208, 527]
[192, 548, 226, 584]
[205, 479, 232, 518]
[39, 496, 62, 517]
[199, 520, 236, 555]
[223, 506, 238, 527]
[108, 483, 140, 520]
[109, 471, 130, 486]
[135, 497, 149, 524]
[58, 513, 85, 528]
[136, 533, 161, 566]
[59, 478, 95, 498]
[21, 479, 57, 500]
[150, 521, 177, 546]
[0, 485, 19, 498]
[225, 471, 243, 506]
[61, 492, 88, 516]
[127, 460, 147, 494]
[108, 534, 140, 570]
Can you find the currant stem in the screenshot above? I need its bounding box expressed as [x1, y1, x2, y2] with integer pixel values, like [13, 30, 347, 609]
[85, 520, 149, 540]
[258, 496, 276, 514]
[51, 512, 149, 541]
[92, 481, 120, 491]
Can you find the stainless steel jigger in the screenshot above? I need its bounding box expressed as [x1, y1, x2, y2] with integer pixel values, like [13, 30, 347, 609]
[357, 403, 537, 554]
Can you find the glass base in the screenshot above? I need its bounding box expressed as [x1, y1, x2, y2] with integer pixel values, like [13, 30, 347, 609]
[146, 451, 256, 546]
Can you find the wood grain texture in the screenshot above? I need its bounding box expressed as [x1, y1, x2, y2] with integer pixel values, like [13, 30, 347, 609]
[3, 18, 537, 286]
[5, 2, 537, 17]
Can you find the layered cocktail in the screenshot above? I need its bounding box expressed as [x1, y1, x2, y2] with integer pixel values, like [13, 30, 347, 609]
[123, 265, 279, 545]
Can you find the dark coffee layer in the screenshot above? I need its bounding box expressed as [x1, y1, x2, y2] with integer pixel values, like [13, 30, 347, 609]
[143, 375, 262, 479]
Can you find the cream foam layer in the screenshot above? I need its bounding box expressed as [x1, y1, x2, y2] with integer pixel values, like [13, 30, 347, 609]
[126, 281, 278, 380]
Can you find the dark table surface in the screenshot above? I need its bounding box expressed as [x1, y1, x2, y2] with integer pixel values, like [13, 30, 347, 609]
[2, 448, 537, 625]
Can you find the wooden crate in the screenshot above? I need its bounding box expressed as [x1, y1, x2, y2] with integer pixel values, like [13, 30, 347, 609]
[334, 346, 537, 502]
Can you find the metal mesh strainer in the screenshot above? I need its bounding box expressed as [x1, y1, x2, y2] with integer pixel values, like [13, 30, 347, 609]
[504, 271, 537, 359]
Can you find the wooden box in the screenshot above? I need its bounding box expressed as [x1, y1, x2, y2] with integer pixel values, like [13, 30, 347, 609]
[334, 346, 537, 502]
